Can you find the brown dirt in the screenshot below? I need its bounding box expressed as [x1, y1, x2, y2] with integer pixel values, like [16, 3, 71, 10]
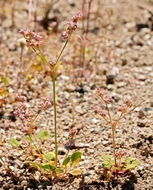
[0, 0, 153, 189]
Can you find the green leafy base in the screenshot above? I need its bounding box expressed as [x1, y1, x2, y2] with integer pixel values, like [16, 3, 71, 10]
[101, 154, 140, 179]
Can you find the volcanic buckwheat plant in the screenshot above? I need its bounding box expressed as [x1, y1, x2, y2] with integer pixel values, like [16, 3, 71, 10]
[9, 12, 83, 180]
[95, 88, 140, 179]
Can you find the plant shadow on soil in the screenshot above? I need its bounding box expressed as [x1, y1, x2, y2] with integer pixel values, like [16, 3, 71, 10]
[1, 171, 138, 190]
[78, 173, 138, 190]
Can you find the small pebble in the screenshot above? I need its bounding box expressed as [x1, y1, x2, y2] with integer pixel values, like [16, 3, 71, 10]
[58, 147, 66, 155]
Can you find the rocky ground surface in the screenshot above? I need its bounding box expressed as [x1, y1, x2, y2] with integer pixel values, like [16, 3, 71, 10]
[0, 0, 153, 189]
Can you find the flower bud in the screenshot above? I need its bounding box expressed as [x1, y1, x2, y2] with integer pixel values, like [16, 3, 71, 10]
[118, 106, 126, 113]
[69, 128, 77, 137]
[96, 88, 104, 97]
[14, 109, 20, 117]
[125, 99, 132, 107]
[103, 96, 112, 103]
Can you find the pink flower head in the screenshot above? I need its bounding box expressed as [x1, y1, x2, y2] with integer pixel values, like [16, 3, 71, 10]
[39, 97, 51, 110]
[125, 99, 132, 107]
[15, 93, 27, 102]
[19, 29, 42, 47]
[118, 106, 126, 113]
[94, 106, 100, 114]
[62, 31, 69, 39]
[69, 128, 77, 137]
[19, 29, 25, 35]
[18, 102, 27, 110]
[19, 114, 25, 121]
[99, 110, 107, 117]
[103, 95, 112, 104]
[44, 100, 52, 109]
[96, 88, 104, 97]
[21, 126, 30, 134]
[62, 11, 81, 40]
[25, 110, 34, 118]
[14, 109, 21, 117]
[49, 60, 56, 67]
[94, 106, 107, 117]
[72, 11, 83, 23]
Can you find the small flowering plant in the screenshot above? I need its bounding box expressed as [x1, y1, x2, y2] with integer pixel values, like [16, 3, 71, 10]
[95, 88, 140, 179]
[9, 12, 82, 180]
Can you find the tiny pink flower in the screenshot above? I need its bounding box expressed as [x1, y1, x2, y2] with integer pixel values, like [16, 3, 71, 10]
[19, 114, 25, 121]
[25, 111, 34, 118]
[49, 60, 56, 67]
[14, 109, 20, 117]
[103, 96, 112, 103]
[118, 106, 126, 113]
[62, 31, 69, 39]
[94, 106, 100, 114]
[44, 100, 52, 109]
[69, 128, 77, 137]
[18, 102, 27, 109]
[125, 99, 132, 107]
[19, 29, 42, 47]
[96, 88, 104, 97]
[99, 110, 107, 117]
[21, 126, 30, 133]
[15, 93, 27, 102]
[19, 29, 25, 35]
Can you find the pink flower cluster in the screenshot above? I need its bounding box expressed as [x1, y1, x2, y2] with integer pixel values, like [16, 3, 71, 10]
[69, 128, 77, 137]
[118, 99, 132, 113]
[14, 94, 51, 122]
[15, 93, 27, 102]
[95, 88, 133, 122]
[63, 11, 82, 39]
[38, 97, 52, 110]
[49, 60, 56, 67]
[125, 99, 132, 107]
[19, 29, 42, 47]
[94, 106, 106, 117]
[96, 88, 112, 104]
[115, 151, 127, 157]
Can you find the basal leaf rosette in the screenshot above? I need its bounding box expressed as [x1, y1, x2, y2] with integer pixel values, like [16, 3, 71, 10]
[101, 154, 140, 179]
[28, 151, 82, 180]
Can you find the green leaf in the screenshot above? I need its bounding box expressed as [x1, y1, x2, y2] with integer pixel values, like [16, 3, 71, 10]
[24, 135, 34, 142]
[56, 168, 64, 173]
[102, 154, 111, 160]
[62, 156, 70, 166]
[125, 157, 133, 163]
[102, 161, 111, 168]
[1, 77, 9, 85]
[29, 162, 55, 171]
[42, 164, 56, 171]
[126, 160, 140, 169]
[29, 162, 43, 168]
[36, 130, 50, 140]
[43, 152, 55, 161]
[71, 152, 81, 163]
[9, 138, 20, 147]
